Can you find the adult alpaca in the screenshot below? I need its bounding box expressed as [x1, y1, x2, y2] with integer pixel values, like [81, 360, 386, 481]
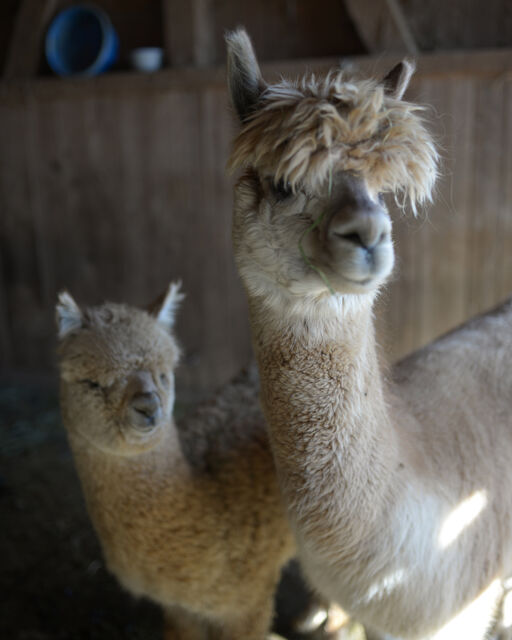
[226, 28, 512, 640]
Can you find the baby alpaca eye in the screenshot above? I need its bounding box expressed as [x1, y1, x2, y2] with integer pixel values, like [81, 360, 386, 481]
[160, 373, 169, 387]
[271, 178, 293, 201]
[80, 379, 101, 390]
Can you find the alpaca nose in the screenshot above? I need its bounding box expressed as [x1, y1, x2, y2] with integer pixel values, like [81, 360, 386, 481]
[130, 391, 162, 427]
[328, 208, 391, 250]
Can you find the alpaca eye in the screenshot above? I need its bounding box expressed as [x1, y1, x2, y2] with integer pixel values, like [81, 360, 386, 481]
[160, 373, 169, 386]
[272, 179, 292, 201]
[80, 379, 100, 390]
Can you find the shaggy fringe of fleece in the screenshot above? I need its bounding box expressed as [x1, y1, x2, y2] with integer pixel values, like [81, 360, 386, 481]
[228, 71, 439, 213]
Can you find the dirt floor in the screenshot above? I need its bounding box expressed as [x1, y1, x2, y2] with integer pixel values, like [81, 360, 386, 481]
[0, 379, 365, 640]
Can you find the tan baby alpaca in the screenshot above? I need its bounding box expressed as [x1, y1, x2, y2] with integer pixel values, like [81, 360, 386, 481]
[56, 283, 298, 640]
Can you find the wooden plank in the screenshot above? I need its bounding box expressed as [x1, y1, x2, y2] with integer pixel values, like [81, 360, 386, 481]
[498, 80, 512, 302]
[441, 78, 475, 329]
[25, 96, 54, 308]
[3, 0, 58, 79]
[345, 0, 418, 55]
[0, 91, 47, 368]
[467, 77, 505, 317]
[196, 87, 252, 388]
[0, 214, 12, 367]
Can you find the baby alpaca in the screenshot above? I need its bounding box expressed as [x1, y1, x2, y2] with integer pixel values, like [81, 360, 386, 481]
[56, 283, 297, 640]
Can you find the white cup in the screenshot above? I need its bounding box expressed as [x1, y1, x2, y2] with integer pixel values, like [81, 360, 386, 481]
[130, 47, 164, 72]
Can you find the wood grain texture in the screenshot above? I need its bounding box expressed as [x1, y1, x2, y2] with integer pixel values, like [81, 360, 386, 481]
[1, 50, 511, 397]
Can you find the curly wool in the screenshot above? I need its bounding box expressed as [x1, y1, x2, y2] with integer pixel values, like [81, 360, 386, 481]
[228, 71, 439, 212]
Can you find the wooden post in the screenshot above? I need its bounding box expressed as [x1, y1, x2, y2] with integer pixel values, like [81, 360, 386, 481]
[3, 0, 59, 79]
[162, 0, 215, 68]
[345, 0, 419, 55]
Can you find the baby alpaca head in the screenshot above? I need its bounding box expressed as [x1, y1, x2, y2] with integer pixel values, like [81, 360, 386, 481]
[56, 282, 184, 456]
[226, 29, 438, 308]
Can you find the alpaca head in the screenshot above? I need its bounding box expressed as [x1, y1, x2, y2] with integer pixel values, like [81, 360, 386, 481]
[226, 29, 438, 311]
[56, 282, 184, 455]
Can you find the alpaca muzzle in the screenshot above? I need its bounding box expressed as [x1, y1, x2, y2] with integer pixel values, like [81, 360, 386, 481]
[324, 174, 391, 253]
[125, 371, 163, 429]
[130, 391, 162, 428]
[318, 174, 394, 287]
[327, 205, 391, 252]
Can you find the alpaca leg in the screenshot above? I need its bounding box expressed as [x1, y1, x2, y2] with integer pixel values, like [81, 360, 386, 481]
[163, 607, 207, 640]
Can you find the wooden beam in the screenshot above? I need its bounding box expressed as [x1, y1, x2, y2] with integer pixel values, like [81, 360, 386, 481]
[345, 0, 419, 56]
[3, 0, 58, 79]
[1, 48, 511, 98]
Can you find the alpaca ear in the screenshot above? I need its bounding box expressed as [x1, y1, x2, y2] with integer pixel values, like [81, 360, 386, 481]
[56, 291, 83, 339]
[148, 281, 184, 332]
[382, 59, 415, 100]
[226, 27, 267, 123]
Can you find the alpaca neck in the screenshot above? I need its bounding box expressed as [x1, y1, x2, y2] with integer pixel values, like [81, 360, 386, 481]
[249, 292, 397, 539]
[68, 419, 188, 497]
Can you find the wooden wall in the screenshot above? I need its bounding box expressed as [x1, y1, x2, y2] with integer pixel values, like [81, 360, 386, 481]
[377, 50, 512, 358]
[1, 50, 511, 399]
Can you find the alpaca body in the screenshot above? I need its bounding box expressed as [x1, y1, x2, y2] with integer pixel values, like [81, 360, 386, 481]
[253, 299, 512, 639]
[225, 29, 512, 639]
[57, 290, 295, 640]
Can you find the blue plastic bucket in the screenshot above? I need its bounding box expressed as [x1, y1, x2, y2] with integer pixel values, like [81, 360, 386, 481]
[45, 5, 119, 77]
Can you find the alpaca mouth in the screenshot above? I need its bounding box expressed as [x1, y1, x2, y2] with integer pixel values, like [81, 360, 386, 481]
[130, 406, 162, 431]
[344, 276, 372, 286]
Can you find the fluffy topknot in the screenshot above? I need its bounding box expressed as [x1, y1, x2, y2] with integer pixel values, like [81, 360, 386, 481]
[228, 70, 439, 212]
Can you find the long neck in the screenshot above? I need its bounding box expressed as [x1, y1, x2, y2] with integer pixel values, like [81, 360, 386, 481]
[250, 294, 398, 545]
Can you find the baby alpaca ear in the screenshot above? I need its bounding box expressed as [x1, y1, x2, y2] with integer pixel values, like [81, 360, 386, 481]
[56, 291, 83, 339]
[225, 27, 267, 123]
[149, 281, 185, 333]
[382, 59, 416, 100]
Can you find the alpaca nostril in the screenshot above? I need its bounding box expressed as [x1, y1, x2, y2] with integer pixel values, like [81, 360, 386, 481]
[336, 232, 365, 247]
[330, 213, 391, 251]
[333, 231, 378, 250]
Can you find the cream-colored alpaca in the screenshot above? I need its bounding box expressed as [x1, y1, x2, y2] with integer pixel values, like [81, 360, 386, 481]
[226, 28, 512, 640]
[56, 284, 298, 640]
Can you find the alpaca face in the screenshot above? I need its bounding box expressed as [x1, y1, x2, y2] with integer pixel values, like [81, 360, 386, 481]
[56, 285, 183, 455]
[232, 165, 394, 301]
[226, 29, 438, 305]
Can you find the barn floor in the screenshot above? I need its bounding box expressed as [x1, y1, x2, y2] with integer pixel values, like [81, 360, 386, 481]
[0, 379, 365, 640]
